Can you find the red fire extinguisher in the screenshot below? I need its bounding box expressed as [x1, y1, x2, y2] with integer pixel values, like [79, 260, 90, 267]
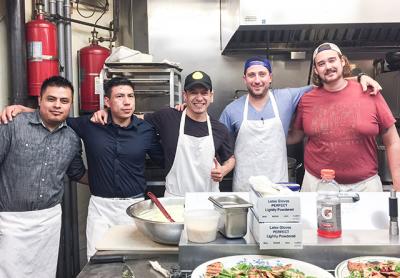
[26, 6, 59, 97]
[79, 31, 110, 113]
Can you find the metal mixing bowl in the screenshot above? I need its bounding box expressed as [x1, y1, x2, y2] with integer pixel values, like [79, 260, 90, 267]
[126, 197, 184, 245]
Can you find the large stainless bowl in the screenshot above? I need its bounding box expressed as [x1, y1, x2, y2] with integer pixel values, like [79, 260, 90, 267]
[126, 197, 184, 245]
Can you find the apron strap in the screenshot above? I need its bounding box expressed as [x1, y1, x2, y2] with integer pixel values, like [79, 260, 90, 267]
[181, 109, 213, 137]
[243, 90, 280, 121]
[179, 110, 187, 135]
[243, 95, 250, 122]
[269, 92, 281, 121]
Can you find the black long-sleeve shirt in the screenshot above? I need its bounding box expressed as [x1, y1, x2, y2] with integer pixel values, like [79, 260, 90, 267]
[144, 108, 234, 173]
[67, 113, 164, 198]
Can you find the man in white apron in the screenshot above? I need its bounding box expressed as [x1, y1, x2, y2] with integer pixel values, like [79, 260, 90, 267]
[144, 71, 236, 197]
[220, 57, 384, 192]
[220, 58, 293, 191]
[0, 76, 87, 278]
[164, 108, 218, 196]
[81, 78, 163, 260]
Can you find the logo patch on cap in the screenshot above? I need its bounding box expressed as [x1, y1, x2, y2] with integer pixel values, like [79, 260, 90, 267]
[192, 71, 204, 80]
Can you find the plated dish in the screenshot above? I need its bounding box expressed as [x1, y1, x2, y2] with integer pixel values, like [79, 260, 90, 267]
[335, 256, 400, 278]
[191, 255, 334, 278]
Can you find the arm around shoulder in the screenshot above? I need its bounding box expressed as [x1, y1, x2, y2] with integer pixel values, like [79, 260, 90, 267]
[1, 104, 34, 124]
[77, 171, 89, 185]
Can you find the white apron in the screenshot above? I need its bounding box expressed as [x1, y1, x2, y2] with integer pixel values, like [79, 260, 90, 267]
[0, 205, 61, 278]
[86, 195, 143, 260]
[233, 92, 288, 192]
[164, 110, 219, 197]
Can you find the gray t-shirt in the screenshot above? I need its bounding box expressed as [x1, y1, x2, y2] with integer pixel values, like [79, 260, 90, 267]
[219, 86, 312, 138]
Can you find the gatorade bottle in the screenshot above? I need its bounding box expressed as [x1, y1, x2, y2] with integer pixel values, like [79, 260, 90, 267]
[316, 169, 342, 238]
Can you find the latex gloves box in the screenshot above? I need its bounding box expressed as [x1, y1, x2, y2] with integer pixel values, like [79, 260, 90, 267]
[249, 186, 301, 223]
[250, 208, 303, 249]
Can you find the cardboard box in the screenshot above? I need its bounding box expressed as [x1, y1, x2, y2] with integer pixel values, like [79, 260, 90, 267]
[250, 209, 303, 249]
[249, 187, 301, 223]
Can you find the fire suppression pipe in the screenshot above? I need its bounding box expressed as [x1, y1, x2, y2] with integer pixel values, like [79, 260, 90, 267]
[56, 0, 65, 77]
[6, 0, 28, 105]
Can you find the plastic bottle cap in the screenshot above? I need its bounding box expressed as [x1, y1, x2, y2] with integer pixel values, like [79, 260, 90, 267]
[321, 169, 335, 179]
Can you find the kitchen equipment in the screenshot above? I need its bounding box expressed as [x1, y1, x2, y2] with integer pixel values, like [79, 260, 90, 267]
[126, 197, 184, 245]
[181, 192, 399, 271]
[276, 182, 301, 192]
[377, 145, 392, 183]
[184, 209, 219, 243]
[102, 62, 182, 111]
[121, 264, 136, 278]
[208, 195, 253, 238]
[375, 72, 400, 119]
[90, 255, 126, 264]
[78, 31, 110, 113]
[221, 0, 400, 54]
[148, 261, 170, 277]
[385, 51, 400, 71]
[95, 225, 178, 252]
[288, 157, 302, 183]
[338, 192, 360, 203]
[146, 192, 175, 222]
[389, 190, 399, 236]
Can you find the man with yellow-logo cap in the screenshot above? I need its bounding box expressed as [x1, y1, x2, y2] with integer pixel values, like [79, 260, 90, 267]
[91, 70, 235, 196]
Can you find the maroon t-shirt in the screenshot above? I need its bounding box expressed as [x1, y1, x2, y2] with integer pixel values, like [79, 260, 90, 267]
[294, 80, 395, 184]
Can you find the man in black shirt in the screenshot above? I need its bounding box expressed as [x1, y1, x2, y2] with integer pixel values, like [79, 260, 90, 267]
[144, 71, 235, 196]
[91, 71, 235, 196]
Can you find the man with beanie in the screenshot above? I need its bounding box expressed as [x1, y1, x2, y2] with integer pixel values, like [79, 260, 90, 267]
[220, 56, 382, 192]
[289, 42, 400, 192]
[220, 57, 311, 191]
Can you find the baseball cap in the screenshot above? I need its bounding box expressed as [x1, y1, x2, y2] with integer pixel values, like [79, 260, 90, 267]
[244, 57, 272, 74]
[184, 71, 212, 91]
[313, 42, 342, 60]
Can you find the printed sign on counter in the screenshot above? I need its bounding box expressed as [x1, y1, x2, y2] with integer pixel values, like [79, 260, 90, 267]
[250, 189, 301, 223]
[250, 209, 303, 249]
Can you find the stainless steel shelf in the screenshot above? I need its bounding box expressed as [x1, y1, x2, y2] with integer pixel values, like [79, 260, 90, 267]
[101, 62, 183, 108]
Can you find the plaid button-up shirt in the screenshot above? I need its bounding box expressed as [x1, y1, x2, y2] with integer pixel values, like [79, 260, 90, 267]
[0, 110, 85, 211]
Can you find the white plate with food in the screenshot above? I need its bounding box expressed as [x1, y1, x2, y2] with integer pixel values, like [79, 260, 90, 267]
[335, 256, 400, 278]
[191, 254, 334, 278]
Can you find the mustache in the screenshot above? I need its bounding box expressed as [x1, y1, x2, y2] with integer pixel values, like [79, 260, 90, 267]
[324, 68, 337, 75]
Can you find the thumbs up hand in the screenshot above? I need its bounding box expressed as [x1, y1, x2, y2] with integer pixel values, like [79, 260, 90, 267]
[211, 158, 223, 182]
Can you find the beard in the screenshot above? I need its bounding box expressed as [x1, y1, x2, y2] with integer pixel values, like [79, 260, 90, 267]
[247, 85, 269, 99]
[319, 68, 343, 84]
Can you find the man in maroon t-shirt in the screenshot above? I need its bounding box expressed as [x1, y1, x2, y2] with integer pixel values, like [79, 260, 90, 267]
[288, 42, 400, 192]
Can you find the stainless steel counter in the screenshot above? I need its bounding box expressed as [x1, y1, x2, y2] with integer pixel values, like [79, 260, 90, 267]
[78, 229, 400, 277]
[179, 229, 400, 272]
[77, 253, 182, 278]
[78, 192, 399, 277]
